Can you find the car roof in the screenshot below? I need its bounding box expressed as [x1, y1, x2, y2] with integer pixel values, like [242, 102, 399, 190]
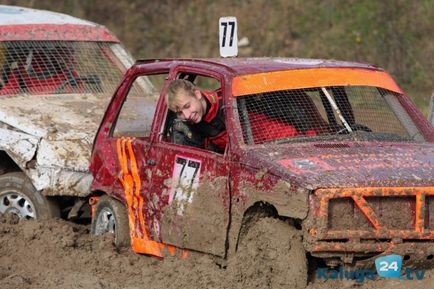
[0, 5, 118, 42]
[136, 57, 381, 75]
[136, 57, 401, 96]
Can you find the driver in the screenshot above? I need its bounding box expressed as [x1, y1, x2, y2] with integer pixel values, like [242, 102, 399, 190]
[165, 79, 227, 153]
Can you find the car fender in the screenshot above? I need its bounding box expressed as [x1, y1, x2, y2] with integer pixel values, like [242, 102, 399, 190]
[227, 166, 309, 256]
[0, 126, 93, 197]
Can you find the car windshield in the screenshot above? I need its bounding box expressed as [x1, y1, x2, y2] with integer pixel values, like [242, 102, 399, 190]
[237, 85, 424, 145]
[0, 41, 128, 96]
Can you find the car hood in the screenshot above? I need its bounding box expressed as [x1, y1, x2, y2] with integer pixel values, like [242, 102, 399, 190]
[242, 141, 434, 189]
[0, 93, 110, 140]
[0, 93, 110, 172]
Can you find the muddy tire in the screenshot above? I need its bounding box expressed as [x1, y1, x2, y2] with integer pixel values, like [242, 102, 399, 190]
[0, 172, 59, 219]
[235, 217, 307, 288]
[91, 195, 130, 248]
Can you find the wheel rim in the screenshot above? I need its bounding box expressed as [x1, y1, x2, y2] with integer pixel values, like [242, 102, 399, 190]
[94, 207, 116, 235]
[0, 191, 36, 219]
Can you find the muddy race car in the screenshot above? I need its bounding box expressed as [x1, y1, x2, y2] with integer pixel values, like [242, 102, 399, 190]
[0, 5, 141, 219]
[89, 58, 434, 286]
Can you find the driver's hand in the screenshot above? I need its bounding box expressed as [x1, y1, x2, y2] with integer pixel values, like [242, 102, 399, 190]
[169, 119, 204, 148]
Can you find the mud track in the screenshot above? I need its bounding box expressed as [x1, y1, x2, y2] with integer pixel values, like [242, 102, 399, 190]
[0, 214, 432, 289]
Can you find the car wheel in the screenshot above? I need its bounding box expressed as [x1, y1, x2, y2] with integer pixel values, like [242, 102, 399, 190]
[91, 195, 130, 248]
[236, 217, 307, 288]
[0, 172, 59, 219]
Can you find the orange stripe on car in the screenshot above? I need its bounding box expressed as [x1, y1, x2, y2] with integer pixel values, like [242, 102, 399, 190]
[232, 68, 403, 96]
[117, 138, 138, 238]
[116, 138, 188, 258]
[126, 139, 146, 236]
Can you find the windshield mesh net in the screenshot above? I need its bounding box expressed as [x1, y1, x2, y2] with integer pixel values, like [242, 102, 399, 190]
[237, 86, 420, 144]
[0, 41, 125, 96]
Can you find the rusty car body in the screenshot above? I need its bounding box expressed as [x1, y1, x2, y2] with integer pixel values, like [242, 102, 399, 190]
[89, 57, 434, 269]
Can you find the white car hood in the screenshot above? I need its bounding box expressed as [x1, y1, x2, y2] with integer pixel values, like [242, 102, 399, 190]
[0, 93, 110, 195]
[0, 93, 109, 140]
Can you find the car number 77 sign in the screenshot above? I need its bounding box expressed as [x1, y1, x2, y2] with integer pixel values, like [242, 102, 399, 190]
[219, 16, 238, 57]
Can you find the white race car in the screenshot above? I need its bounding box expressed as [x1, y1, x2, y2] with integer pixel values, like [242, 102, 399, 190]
[0, 5, 152, 219]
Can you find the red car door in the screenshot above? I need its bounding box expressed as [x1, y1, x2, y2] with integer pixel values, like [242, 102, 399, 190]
[148, 142, 230, 257]
[146, 70, 230, 257]
[91, 63, 173, 256]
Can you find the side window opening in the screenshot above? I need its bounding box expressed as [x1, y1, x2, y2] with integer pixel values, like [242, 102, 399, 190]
[162, 73, 226, 154]
[113, 73, 168, 137]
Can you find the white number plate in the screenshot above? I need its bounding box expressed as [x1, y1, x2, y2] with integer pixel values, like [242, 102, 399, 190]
[219, 16, 238, 57]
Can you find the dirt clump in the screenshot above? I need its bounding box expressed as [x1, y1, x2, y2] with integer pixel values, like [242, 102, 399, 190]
[229, 217, 307, 289]
[0, 214, 433, 289]
[0, 212, 20, 225]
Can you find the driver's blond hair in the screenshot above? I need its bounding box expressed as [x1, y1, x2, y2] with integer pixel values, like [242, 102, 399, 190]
[166, 79, 196, 111]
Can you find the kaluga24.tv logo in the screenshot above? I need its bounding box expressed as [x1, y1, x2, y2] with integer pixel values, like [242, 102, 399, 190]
[316, 254, 426, 283]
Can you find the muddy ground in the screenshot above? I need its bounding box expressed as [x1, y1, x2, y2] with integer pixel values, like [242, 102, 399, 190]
[0, 213, 432, 289]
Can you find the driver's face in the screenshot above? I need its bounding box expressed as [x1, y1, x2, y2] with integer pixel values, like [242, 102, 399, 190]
[173, 89, 206, 124]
